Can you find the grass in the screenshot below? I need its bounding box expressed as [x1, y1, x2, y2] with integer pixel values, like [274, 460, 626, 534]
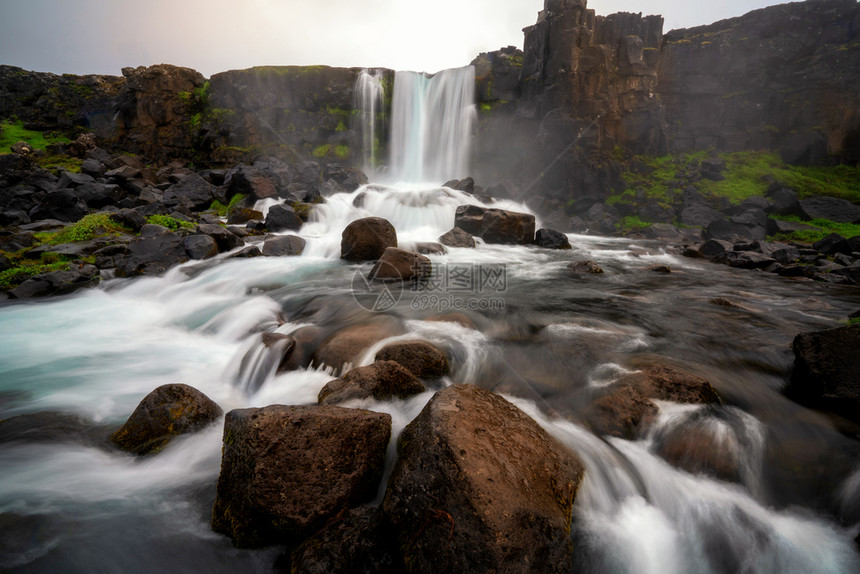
[0, 261, 70, 290]
[0, 121, 71, 153]
[209, 193, 247, 217]
[769, 215, 860, 243]
[35, 155, 83, 173]
[37, 213, 129, 245]
[616, 215, 651, 233]
[146, 214, 195, 231]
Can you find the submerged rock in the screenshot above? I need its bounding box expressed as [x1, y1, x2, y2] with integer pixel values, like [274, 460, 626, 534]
[581, 384, 658, 440]
[369, 247, 431, 282]
[211, 405, 391, 548]
[312, 320, 405, 374]
[262, 234, 306, 256]
[438, 227, 476, 248]
[454, 205, 535, 245]
[381, 384, 584, 573]
[535, 228, 572, 249]
[265, 204, 303, 232]
[341, 217, 397, 261]
[568, 260, 604, 274]
[374, 340, 449, 379]
[109, 383, 222, 455]
[318, 360, 425, 405]
[618, 363, 721, 404]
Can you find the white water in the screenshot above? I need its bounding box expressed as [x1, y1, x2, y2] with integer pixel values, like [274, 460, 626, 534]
[388, 66, 476, 183]
[353, 69, 385, 176]
[1, 66, 859, 573]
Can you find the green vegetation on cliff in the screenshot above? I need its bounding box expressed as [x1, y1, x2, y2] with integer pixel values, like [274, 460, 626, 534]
[0, 121, 71, 153]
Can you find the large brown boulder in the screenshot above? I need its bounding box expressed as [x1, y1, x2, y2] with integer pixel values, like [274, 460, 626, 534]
[318, 361, 426, 405]
[454, 205, 535, 245]
[381, 384, 584, 573]
[438, 227, 476, 248]
[312, 321, 405, 374]
[369, 247, 431, 282]
[581, 384, 658, 440]
[375, 340, 449, 379]
[618, 363, 721, 404]
[109, 384, 223, 455]
[784, 324, 860, 425]
[341, 217, 397, 261]
[211, 405, 391, 548]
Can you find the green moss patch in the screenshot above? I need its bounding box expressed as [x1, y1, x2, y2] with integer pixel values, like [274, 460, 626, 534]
[0, 121, 71, 153]
[146, 214, 195, 231]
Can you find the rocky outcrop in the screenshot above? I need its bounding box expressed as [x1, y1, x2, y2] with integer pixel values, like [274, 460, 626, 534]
[211, 405, 391, 548]
[109, 384, 223, 455]
[381, 384, 584, 573]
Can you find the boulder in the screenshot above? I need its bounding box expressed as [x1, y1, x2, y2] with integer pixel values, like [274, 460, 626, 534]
[196, 223, 244, 252]
[109, 383, 222, 455]
[75, 182, 123, 209]
[110, 208, 147, 232]
[265, 204, 303, 232]
[28, 190, 88, 222]
[680, 203, 724, 228]
[115, 224, 189, 277]
[698, 238, 733, 257]
[56, 171, 96, 188]
[381, 384, 584, 573]
[813, 233, 852, 256]
[318, 361, 426, 405]
[374, 340, 450, 379]
[414, 242, 447, 255]
[369, 247, 431, 283]
[568, 260, 604, 274]
[755, 241, 801, 263]
[535, 228, 572, 249]
[653, 414, 741, 483]
[226, 164, 279, 201]
[617, 363, 721, 404]
[454, 205, 535, 245]
[227, 245, 263, 259]
[438, 227, 476, 248]
[706, 218, 761, 242]
[784, 324, 860, 425]
[341, 217, 397, 261]
[766, 186, 801, 216]
[262, 235, 306, 257]
[182, 235, 218, 260]
[226, 207, 263, 225]
[9, 263, 100, 298]
[211, 405, 391, 548]
[162, 173, 214, 212]
[798, 197, 860, 224]
[581, 384, 658, 440]
[711, 250, 777, 269]
[312, 321, 405, 374]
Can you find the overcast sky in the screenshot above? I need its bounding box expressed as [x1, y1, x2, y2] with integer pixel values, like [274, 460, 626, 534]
[0, 0, 792, 77]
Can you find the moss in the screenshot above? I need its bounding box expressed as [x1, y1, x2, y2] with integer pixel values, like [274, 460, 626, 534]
[334, 145, 350, 159]
[36, 155, 83, 173]
[769, 215, 860, 244]
[210, 193, 248, 217]
[146, 214, 195, 231]
[0, 121, 71, 153]
[312, 144, 330, 159]
[42, 213, 129, 245]
[616, 215, 651, 233]
[0, 261, 71, 290]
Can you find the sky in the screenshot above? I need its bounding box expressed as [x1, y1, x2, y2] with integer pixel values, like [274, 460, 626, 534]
[0, 0, 793, 78]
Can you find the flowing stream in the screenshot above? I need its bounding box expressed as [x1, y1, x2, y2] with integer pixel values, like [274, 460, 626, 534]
[1, 66, 859, 573]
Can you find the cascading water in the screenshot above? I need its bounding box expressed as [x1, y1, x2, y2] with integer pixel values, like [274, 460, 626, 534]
[388, 66, 476, 183]
[353, 69, 385, 177]
[1, 66, 859, 573]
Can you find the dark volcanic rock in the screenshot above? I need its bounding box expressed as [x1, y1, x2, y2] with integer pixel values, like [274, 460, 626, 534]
[369, 247, 431, 283]
[262, 234, 306, 256]
[163, 173, 215, 212]
[454, 205, 535, 245]
[211, 405, 391, 548]
[341, 217, 397, 261]
[813, 233, 852, 256]
[535, 228, 572, 249]
[798, 197, 860, 224]
[182, 234, 219, 260]
[9, 262, 100, 298]
[28, 190, 87, 222]
[226, 206, 263, 225]
[438, 227, 476, 248]
[196, 223, 244, 252]
[785, 324, 860, 426]
[265, 204, 303, 232]
[116, 224, 188, 277]
[111, 208, 147, 232]
[109, 383, 222, 455]
[381, 384, 584, 574]
[374, 340, 450, 379]
[318, 361, 426, 405]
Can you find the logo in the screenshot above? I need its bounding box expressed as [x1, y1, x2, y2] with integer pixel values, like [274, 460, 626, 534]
[351, 261, 404, 312]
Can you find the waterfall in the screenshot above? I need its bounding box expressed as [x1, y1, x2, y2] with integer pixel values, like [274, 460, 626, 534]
[353, 69, 385, 176]
[388, 66, 476, 184]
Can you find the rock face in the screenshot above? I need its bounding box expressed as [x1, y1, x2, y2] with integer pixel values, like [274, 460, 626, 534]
[454, 205, 535, 245]
[211, 405, 391, 548]
[785, 324, 860, 425]
[109, 384, 223, 455]
[318, 361, 426, 405]
[341, 217, 397, 261]
[375, 340, 450, 379]
[381, 384, 584, 573]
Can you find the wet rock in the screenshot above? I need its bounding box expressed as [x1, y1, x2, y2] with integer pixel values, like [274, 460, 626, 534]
[754, 241, 800, 263]
[341, 217, 397, 261]
[785, 324, 860, 426]
[226, 245, 263, 258]
[288, 506, 396, 574]
[109, 383, 223, 455]
[318, 361, 426, 405]
[226, 206, 263, 225]
[9, 262, 100, 298]
[28, 190, 88, 222]
[226, 164, 279, 201]
[196, 223, 244, 252]
[653, 417, 741, 482]
[110, 208, 147, 232]
[115, 224, 188, 277]
[438, 227, 476, 248]
[93, 244, 130, 269]
[698, 238, 733, 257]
[211, 405, 391, 548]
[312, 321, 405, 374]
[413, 242, 447, 255]
[424, 313, 477, 330]
[777, 265, 817, 279]
[618, 363, 721, 404]
[766, 185, 801, 216]
[0, 411, 100, 445]
[375, 340, 450, 379]
[182, 235, 219, 260]
[581, 384, 658, 439]
[798, 197, 860, 224]
[535, 228, 572, 249]
[812, 233, 852, 256]
[381, 384, 584, 574]
[369, 247, 431, 283]
[278, 326, 325, 372]
[648, 263, 672, 273]
[712, 250, 776, 269]
[454, 205, 535, 245]
[262, 235, 306, 257]
[265, 204, 303, 232]
[706, 218, 761, 242]
[568, 260, 604, 274]
[162, 173, 214, 212]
